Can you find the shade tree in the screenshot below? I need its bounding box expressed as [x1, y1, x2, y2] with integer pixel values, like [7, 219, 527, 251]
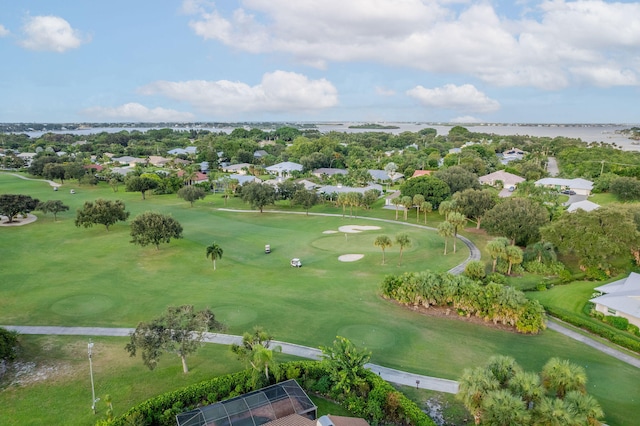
[125, 175, 159, 200]
[125, 305, 223, 373]
[399, 175, 450, 209]
[75, 199, 129, 231]
[240, 182, 277, 213]
[453, 188, 497, 229]
[37, 200, 69, 221]
[483, 198, 549, 246]
[434, 166, 480, 195]
[177, 185, 207, 207]
[130, 212, 183, 250]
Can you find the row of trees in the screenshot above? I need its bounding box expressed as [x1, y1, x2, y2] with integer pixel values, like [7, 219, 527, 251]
[373, 233, 411, 265]
[380, 271, 546, 333]
[457, 356, 603, 425]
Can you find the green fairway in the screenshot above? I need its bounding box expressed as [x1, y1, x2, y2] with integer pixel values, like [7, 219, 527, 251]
[1, 173, 639, 426]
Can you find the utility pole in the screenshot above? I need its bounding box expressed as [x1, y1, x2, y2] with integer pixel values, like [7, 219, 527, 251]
[88, 340, 99, 414]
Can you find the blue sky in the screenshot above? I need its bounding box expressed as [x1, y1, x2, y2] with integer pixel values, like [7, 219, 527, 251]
[1, 0, 639, 124]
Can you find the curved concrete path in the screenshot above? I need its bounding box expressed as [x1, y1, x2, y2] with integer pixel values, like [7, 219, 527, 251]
[216, 209, 481, 274]
[4, 172, 61, 187]
[1, 325, 459, 394]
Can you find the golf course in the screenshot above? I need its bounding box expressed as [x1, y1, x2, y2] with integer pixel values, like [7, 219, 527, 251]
[1, 172, 639, 425]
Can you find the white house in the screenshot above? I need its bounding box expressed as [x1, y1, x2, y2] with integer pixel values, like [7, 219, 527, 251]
[479, 170, 525, 189]
[222, 163, 251, 174]
[534, 177, 594, 196]
[591, 273, 640, 328]
[266, 161, 303, 177]
[567, 200, 600, 213]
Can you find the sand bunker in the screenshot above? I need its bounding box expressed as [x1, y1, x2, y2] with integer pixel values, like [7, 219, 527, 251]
[338, 225, 381, 233]
[323, 230, 339, 234]
[338, 254, 365, 262]
[0, 214, 38, 227]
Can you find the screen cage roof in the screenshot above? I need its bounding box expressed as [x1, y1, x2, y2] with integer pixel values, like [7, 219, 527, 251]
[176, 379, 317, 426]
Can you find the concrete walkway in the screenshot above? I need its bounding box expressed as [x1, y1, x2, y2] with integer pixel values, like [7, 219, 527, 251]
[4, 172, 61, 187]
[216, 209, 481, 274]
[2, 325, 459, 394]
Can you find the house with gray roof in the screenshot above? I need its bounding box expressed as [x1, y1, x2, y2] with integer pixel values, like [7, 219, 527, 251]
[567, 200, 600, 213]
[312, 168, 348, 178]
[591, 273, 640, 328]
[368, 169, 403, 183]
[266, 161, 303, 177]
[534, 177, 594, 195]
[479, 170, 525, 189]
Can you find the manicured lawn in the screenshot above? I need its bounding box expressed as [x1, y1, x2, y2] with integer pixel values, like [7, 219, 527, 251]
[1, 173, 639, 426]
[589, 192, 619, 205]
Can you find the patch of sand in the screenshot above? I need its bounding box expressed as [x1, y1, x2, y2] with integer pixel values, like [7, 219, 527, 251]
[323, 230, 338, 234]
[338, 225, 381, 233]
[338, 254, 364, 262]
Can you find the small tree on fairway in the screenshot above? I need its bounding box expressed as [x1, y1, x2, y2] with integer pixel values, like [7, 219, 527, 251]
[37, 200, 69, 221]
[206, 242, 223, 270]
[292, 188, 319, 215]
[240, 182, 276, 212]
[130, 212, 183, 250]
[177, 185, 206, 207]
[75, 199, 129, 231]
[0, 194, 40, 223]
[374, 235, 392, 265]
[125, 305, 223, 373]
[125, 175, 159, 200]
[395, 233, 411, 266]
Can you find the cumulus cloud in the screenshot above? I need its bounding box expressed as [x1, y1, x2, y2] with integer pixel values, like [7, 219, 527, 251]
[0, 24, 9, 37]
[407, 84, 500, 113]
[183, 0, 640, 89]
[19, 15, 88, 52]
[138, 70, 338, 115]
[81, 103, 195, 122]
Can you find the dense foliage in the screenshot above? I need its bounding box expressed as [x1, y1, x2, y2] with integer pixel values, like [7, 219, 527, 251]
[380, 271, 546, 334]
[0, 194, 39, 223]
[129, 212, 183, 250]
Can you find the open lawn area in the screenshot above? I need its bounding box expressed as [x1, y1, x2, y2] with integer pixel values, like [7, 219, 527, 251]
[1, 173, 640, 426]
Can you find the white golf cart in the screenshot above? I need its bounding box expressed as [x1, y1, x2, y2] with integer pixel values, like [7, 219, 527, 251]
[290, 258, 302, 267]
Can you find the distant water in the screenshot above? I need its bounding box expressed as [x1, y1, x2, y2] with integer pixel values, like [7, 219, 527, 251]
[14, 123, 640, 151]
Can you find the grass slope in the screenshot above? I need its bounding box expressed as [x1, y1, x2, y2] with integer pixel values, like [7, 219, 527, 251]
[1, 173, 639, 426]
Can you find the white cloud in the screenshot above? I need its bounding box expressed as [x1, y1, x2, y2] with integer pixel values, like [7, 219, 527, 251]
[184, 0, 640, 89]
[407, 84, 500, 113]
[139, 70, 338, 115]
[375, 86, 396, 96]
[19, 16, 88, 52]
[0, 24, 10, 37]
[81, 103, 195, 122]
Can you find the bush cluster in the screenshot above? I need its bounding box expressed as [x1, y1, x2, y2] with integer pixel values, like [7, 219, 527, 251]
[105, 361, 435, 426]
[380, 271, 546, 334]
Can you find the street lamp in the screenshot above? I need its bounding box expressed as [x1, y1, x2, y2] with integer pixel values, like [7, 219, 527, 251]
[88, 340, 100, 414]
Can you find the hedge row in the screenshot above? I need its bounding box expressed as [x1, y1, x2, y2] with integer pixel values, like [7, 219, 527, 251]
[105, 361, 436, 426]
[545, 306, 640, 353]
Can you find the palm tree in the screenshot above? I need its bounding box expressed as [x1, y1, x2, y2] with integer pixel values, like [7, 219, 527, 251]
[421, 201, 433, 224]
[400, 196, 413, 220]
[438, 221, 455, 255]
[456, 367, 500, 425]
[541, 358, 587, 398]
[250, 343, 282, 381]
[337, 192, 348, 218]
[205, 242, 224, 270]
[505, 245, 524, 275]
[413, 194, 425, 222]
[532, 396, 574, 426]
[391, 196, 402, 220]
[395, 233, 411, 266]
[486, 238, 509, 273]
[508, 371, 544, 410]
[564, 390, 604, 426]
[481, 389, 531, 426]
[486, 355, 522, 387]
[527, 241, 557, 263]
[374, 235, 392, 265]
[438, 199, 458, 221]
[447, 212, 467, 253]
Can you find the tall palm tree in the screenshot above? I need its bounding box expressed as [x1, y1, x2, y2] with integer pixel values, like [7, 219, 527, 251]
[481, 389, 531, 426]
[505, 245, 524, 275]
[250, 343, 282, 381]
[205, 242, 224, 270]
[374, 235, 392, 265]
[400, 196, 413, 220]
[447, 212, 467, 253]
[421, 201, 433, 224]
[391, 196, 402, 220]
[486, 355, 522, 387]
[395, 233, 411, 266]
[438, 221, 455, 255]
[413, 194, 425, 222]
[532, 396, 574, 426]
[486, 237, 509, 273]
[438, 199, 458, 221]
[564, 390, 604, 426]
[527, 241, 557, 263]
[508, 371, 544, 410]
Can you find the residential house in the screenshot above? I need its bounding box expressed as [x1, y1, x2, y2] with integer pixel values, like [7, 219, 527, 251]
[411, 170, 432, 178]
[253, 149, 269, 159]
[147, 156, 171, 167]
[222, 163, 251, 174]
[167, 146, 197, 156]
[317, 183, 383, 197]
[111, 156, 147, 167]
[534, 177, 594, 196]
[312, 168, 348, 178]
[266, 161, 303, 177]
[297, 179, 318, 190]
[590, 273, 640, 328]
[567, 200, 600, 213]
[177, 170, 209, 185]
[368, 169, 404, 183]
[479, 170, 525, 189]
[16, 152, 37, 167]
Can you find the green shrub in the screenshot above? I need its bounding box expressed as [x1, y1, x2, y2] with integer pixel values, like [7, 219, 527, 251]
[628, 324, 640, 337]
[536, 283, 548, 291]
[605, 315, 629, 330]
